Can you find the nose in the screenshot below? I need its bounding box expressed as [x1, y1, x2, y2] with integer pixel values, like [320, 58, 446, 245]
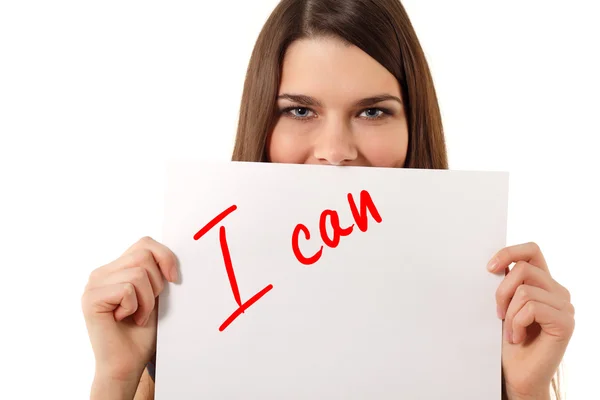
[313, 119, 358, 166]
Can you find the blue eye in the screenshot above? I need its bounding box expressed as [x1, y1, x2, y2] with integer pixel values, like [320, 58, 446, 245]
[359, 108, 384, 119]
[288, 107, 315, 119]
[280, 107, 315, 119]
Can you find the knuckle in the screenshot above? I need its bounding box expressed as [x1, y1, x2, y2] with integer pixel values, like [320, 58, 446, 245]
[496, 286, 512, 306]
[568, 315, 576, 332]
[139, 236, 155, 246]
[513, 261, 533, 279]
[563, 286, 571, 302]
[554, 282, 571, 301]
[131, 249, 153, 266]
[513, 260, 528, 273]
[80, 291, 90, 310]
[561, 313, 575, 336]
[88, 266, 103, 282]
[508, 262, 520, 276]
[128, 251, 142, 266]
[124, 282, 135, 295]
[495, 286, 506, 302]
[516, 285, 530, 302]
[131, 266, 148, 282]
[525, 301, 537, 315]
[80, 289, 96, 314]
[528, 241, 541, 253]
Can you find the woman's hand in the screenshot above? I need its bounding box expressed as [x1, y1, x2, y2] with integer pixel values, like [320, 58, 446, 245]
[488, 242, 575, 400]
[81, 236, 178, 398]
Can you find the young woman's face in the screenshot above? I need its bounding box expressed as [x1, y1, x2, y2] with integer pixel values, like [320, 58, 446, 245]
[268, 36, 409, 167]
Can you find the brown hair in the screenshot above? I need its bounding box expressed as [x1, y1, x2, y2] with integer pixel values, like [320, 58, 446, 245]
[230, 1, 561, 399]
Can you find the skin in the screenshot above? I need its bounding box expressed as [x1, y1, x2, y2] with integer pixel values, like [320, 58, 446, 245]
[269, 37, 409, 167]
[82, 37, 574, 400]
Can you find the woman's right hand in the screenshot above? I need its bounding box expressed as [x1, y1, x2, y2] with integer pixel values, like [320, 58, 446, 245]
[81, 236, 178, 397]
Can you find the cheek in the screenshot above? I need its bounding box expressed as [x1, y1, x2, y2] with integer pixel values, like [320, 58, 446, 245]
[268, 120, 311, 164]
[358, 126, 409, 168]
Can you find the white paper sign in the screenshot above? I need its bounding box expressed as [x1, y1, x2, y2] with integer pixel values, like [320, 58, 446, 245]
[156, 161, 508, 399]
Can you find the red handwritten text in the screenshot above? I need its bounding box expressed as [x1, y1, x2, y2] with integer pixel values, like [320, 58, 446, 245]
[292, 190, 382, 265]
[194, 205, 273, 331]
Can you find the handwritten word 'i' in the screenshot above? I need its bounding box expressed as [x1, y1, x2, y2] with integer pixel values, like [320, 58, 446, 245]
[193, 205, 273, 332]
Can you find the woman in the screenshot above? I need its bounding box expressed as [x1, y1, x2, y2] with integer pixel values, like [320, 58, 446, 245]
[82, 0, 575, 399]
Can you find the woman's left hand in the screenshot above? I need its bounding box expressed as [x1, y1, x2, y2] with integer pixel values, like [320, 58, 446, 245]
[488, 242, 575, 400]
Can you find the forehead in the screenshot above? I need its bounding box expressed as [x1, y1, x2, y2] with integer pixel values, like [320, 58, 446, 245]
[279, 37, 401, 101]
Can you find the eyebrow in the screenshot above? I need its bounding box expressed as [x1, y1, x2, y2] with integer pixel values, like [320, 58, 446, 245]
[277, 93, 402, 108]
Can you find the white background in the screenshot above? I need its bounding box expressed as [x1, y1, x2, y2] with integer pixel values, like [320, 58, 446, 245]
[0, 0, 598, 398]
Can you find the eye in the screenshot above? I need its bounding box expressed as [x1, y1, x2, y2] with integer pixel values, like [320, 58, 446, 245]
[359, 108, 385, 119]
[284, 107, 316, 119]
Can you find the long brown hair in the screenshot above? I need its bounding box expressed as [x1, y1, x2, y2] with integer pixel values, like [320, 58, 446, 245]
[230, 1, 560, 399]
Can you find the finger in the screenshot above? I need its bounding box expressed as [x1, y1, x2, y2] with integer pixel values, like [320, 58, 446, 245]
[92, 266, 156, 326]
[123, 236, 179, 282]
[512, 301, 575, 344]
[101, 236, 178, 283]
[82, 282, 139, 321]
[487, 242, 548, 274]
[118, 267, 156, 326]
[496, 261, 559, 319]
[504, 284, 567, 343]
[114, 283, 139, 321]
[89, 250, 166, 297]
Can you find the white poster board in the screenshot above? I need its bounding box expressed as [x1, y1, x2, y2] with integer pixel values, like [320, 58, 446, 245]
[156, 161, 508, 399]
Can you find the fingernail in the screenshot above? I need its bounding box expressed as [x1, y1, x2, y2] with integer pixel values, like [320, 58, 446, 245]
[171, 267, 179, 283]
[496, 305, 504, 319]
[487, 257, 499, 272]
[505, 328, 512, 344]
